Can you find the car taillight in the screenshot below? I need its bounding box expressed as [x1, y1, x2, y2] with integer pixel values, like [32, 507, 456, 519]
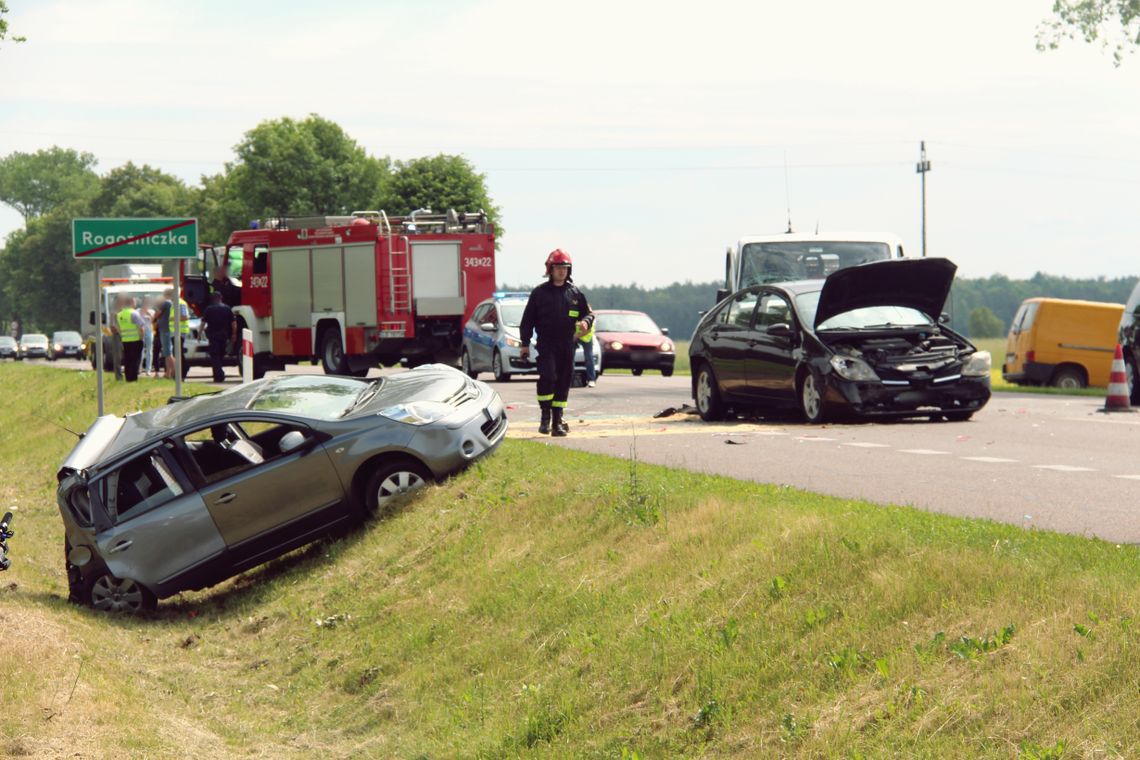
[1026, 351, 1035, 362]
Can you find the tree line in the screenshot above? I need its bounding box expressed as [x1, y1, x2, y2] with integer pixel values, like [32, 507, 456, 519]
[0, 114, 499, 333]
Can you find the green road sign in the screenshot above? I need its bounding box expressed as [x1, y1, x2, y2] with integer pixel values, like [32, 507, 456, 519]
[72, 218, 198, 260]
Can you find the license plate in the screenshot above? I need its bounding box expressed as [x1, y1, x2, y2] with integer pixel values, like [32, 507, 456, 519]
[631, 351, 655, 362]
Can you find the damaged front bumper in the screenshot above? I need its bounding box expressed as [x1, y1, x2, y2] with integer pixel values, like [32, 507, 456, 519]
[827, 374, 991, 417]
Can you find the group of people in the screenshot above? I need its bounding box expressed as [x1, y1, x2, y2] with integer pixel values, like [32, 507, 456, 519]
[109, 289, 189, 382]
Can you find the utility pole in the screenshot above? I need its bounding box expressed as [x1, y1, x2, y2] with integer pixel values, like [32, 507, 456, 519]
[916, 140, 931, 257]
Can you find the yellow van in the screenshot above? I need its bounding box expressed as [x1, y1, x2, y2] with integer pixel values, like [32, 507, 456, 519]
[1002, 298, 1124, 388]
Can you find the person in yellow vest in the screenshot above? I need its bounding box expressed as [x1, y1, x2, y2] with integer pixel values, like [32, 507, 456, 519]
[117, 297, 146, 382]
[163, 288, 190, 379]
[108, 295, 125, 380]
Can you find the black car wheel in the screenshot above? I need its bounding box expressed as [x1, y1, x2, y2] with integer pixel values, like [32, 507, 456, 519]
[363, 458, 432, 517]
[1050, 366, 1085, 389]
[799, 368, 829, 424]
[632, 368, 644, 376]
[461, 349, 478, 379]
[661, 367, 673, 378]
[86, 572, 156, 613]
[695, 363, 725, 421]
[492, 350, 510, 382]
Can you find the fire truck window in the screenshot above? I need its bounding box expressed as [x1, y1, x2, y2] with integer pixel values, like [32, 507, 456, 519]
[253, 246, 268, 275]
[227, 246, 244, 280]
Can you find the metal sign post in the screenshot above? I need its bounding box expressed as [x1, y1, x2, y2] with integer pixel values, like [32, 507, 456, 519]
[174, 266, 182, 397]
[93, 263, 104, 416]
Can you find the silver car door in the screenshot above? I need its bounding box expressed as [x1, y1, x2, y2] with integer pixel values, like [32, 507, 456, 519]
[94, 445, 223, 590]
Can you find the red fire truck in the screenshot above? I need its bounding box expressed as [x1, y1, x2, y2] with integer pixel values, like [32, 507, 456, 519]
[181, 210, 496, 378]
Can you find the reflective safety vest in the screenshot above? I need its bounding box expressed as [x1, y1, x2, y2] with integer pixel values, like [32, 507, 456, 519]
[117, 308, 140, 342]
[577, 324, 595, 343]
[168, 298, 190, 334]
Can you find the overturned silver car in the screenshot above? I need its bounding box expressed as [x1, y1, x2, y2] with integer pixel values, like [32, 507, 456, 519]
[56, 366, 507, 612]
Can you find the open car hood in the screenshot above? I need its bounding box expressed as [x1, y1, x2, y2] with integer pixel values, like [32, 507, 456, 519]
[813, 258, 957, 329]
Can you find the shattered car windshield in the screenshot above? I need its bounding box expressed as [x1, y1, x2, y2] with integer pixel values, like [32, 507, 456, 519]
[794, 291, 934, 331]
[248, 375, 374, 420]
[740, 241, 891, 286]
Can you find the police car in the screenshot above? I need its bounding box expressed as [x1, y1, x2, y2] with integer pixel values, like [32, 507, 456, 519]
[460, 292, 601, 383]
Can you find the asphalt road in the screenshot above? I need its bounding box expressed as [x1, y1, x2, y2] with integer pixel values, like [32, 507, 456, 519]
[40, 357, 1140, 544]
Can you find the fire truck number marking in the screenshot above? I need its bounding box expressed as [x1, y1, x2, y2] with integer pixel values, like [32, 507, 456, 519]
[464, 256, 492, 268]
[249, 275, 269, 288]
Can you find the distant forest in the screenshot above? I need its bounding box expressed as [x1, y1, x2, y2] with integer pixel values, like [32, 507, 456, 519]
[505, 273, 1140, 340]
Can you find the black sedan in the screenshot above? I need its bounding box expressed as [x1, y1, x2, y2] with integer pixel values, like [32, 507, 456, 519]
[689, 258, 991, 423]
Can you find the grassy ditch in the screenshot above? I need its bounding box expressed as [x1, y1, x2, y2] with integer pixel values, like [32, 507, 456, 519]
[1, 364, 1138, 757]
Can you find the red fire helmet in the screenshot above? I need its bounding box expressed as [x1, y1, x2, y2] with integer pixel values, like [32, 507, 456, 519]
[545, 248, 573, 277]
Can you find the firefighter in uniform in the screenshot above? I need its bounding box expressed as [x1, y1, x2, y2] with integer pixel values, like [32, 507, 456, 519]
[519, 249, 595, 436]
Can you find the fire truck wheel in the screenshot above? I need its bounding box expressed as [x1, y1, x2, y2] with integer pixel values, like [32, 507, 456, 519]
[319, 326, 349, 375]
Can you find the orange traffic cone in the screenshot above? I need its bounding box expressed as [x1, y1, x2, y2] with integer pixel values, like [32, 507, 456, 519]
[1100, 344, 1136, 413]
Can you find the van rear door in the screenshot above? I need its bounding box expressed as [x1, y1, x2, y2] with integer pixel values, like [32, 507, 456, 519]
[1003, 300, 1039, 382]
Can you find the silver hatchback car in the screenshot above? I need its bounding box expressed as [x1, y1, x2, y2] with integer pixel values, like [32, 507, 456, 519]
[56, 366, 507, 612]
[460, 293, 601, 382]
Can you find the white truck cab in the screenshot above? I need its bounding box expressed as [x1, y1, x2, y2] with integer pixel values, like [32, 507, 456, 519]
[719, 230, 907, 302]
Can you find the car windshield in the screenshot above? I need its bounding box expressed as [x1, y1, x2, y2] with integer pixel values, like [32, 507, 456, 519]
[248, 375, 375, 420]
[794, 291, 934, 331]
[499, 302, 526, 327]
[53, 331, 81, 342]
[23, 334, 48, 344]
[740, 241, 891, 286]
[0, 337, 14, 346]
[596, 313, 659, 333]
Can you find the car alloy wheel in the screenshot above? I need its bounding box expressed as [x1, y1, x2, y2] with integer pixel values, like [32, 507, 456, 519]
[492, 350, 510, 382]
[88, 574, 155, 613]
[461, 349, 478, 379]
[799, 369, 828, 424]
[695, 364, 725, 421]
[364, 459, 432, 517]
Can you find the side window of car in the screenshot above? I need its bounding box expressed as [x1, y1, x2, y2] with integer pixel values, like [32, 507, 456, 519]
[755, 294, 792, 329]
[473, 304, 491, 325]
[101, 446, 185, 524]
[722, 291, 759, 329]
[181, 420, 309, 484]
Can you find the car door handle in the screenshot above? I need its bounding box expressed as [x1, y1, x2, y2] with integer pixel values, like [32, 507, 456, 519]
[109, 540, 133, 554]
[214, 493, 237, 505]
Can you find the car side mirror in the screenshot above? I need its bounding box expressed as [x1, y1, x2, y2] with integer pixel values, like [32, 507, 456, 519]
[660, 327, 670, 336]
[715, 288, 729, 303]
[939, 312, 951, 324]
[767, 322, 794, 337]
[88, 310, 95, 326]
[279, 430, 308, 454]
[479, 322, 495, 332]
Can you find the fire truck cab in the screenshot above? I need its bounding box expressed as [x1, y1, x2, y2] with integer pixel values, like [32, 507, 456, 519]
[182, 210, 496, 378]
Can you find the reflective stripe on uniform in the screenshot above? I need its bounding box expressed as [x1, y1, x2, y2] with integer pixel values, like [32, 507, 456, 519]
[552, 400, 568, 408]
[536, 393, 554, 401]
[568, 310, 580, 318]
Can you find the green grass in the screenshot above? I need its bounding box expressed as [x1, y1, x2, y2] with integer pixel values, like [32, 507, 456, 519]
[3, 363, 1139, 757]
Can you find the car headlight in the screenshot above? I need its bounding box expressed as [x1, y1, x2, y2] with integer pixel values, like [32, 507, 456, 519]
[962, 350, 992, 377]
[379, 402, 453, 426]
[660, 341, 673, 352]
[53, 343, 62, 351]
[829, 354, 880, 381]
[504, 336, 521, 348]
[609, 341, 624, 350]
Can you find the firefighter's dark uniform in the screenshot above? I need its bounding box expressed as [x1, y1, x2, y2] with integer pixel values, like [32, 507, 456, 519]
[519, 280, 594, 435]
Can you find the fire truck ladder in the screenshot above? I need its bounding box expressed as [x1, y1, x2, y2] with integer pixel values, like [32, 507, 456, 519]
[378, 211, 413, 335]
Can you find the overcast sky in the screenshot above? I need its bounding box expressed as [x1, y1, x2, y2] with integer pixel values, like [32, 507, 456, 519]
[2, 0, 1138, 288]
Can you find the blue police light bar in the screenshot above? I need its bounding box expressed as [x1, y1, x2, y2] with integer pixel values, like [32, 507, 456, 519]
[493, 291, 530, 299]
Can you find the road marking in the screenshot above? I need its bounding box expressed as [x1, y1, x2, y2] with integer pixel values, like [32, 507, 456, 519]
[796, 436, 836, 442]
[899, 449, 950, 455]
[1113, 475, 1140, 481]
[1033, 464, 1096, 472]
[961, 456, 1019, 463]
[842, 442, 891, 448]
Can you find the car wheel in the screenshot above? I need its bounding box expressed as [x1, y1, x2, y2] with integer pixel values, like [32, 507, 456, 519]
[661, 367, 674, 378]
[86, 573, 156, 613]
[632, 368, 644, 376]
[461, 349, 478, 379]
[363, 458, 432, 517]
[492, 350, 510, 382]
[1051, 367, 1085, 389]
[319, 326, 349, 375]
[799, 368, 829, 424]
[695, 363, 725, 421]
